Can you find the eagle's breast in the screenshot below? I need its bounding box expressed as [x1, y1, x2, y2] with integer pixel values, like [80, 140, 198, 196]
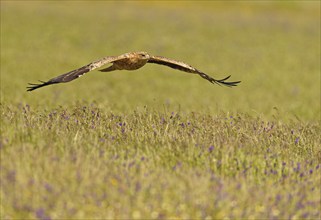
[113, 55, 147, 71]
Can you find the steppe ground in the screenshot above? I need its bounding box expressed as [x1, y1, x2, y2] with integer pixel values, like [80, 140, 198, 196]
[1, 1, 320, 219]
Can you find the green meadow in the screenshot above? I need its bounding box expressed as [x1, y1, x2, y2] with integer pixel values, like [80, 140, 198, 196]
[1, 1, 320, 219]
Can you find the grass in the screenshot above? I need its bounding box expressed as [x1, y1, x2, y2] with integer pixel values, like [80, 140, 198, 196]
[1, 1, 320, 219]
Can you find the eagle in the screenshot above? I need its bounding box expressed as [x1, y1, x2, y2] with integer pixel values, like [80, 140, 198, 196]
[27, 51, 241, 91]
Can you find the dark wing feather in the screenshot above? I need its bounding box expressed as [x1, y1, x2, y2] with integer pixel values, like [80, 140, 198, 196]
[27, 64, 92, 91]
[147, 56, 241, 87]
[27, 56, 123, 91]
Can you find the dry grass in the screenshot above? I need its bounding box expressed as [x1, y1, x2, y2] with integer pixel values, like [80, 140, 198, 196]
[1, 2, 320, 219]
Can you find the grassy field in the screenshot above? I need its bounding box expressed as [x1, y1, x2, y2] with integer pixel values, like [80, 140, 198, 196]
[1, 1, 320, 219]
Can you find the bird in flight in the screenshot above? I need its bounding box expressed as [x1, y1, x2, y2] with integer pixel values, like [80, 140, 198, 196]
[27, 51, 241, 91]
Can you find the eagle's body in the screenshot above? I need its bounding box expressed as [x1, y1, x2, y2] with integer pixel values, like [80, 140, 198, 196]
[27, 51, 240, 91]
[106, 52, 149, 71]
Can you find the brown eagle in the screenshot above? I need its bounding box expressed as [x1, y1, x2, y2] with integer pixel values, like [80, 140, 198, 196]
[27, 51, 241, 91]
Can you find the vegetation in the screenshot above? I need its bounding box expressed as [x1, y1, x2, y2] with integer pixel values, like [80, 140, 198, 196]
[1, 2, 320, 219]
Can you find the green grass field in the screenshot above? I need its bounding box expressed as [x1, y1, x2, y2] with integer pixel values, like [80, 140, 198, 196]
[1, 2, 320, 219]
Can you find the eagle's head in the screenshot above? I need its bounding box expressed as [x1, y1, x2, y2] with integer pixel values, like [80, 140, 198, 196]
[136, 51, 150, 60]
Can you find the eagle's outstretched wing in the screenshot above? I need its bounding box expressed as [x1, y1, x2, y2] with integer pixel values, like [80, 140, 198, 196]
[147, 55, 241, 87]
[26, 55, 125, 91]
[27, 52, 241, 91]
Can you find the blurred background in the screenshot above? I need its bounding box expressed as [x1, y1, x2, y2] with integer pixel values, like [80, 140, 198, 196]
[1, 1, 320, 121]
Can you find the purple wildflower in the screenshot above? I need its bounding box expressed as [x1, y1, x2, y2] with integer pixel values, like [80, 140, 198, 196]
[296, 163, 301, 172]
[264, 169, 268, 175]
[28, 179, 35, 186]
[295, 137, 299, 144]
[296, 201, 304, 209]
[99, 149, 105, 157]
[35, 208, 51, 220]
[270, 169, 277, 175]
[76, 170, 82, 182]
[44, 183, 53, 193]
[128, 161, 135, 168]
[6, 170, 16, 183]
[173, 162, 182, 170]
[135, 182, 141, 192]
[276, 194, 282, 203]
[208, 145, 214, 152]
[22, 204, 33, 212]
